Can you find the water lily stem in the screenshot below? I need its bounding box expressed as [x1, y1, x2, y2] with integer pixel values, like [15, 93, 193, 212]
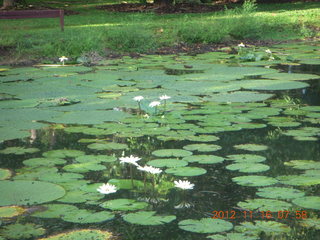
[138, 102, 141, 115]
[130, 165, 134, 188]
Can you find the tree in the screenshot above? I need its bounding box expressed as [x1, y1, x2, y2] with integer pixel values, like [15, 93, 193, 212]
[2, 0, 16, 9]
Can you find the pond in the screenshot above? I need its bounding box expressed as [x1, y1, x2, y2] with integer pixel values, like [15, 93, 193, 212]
[0, 41, 319, 240]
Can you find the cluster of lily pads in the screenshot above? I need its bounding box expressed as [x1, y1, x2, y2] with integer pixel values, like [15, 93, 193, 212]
[0, 41, 319, 239]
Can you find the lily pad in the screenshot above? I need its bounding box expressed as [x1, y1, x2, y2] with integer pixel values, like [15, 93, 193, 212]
[207, 233, 258, 240]
[0, 168, 11, 180]
[42, 149, 85, 158]
[152, 149, 193, 157]
[57, 191, 103, 204]
[235, 221, 290, 236]
[242, 80, 309, 91]
[233, 144, 268, 152]
[238, 198, 292, 212]
[75, 155, 116, 163]
[165, 167, 207, 176]
[256, 187, 305, 200]
[63, 162, 106, 173]
[23, 158, 66, 167]
[123, 211, 176, 225]
[0, 206, 25, 218]
[277, 175, 320, 186]
[0, 180, 65, 206]
[38, 229, 112, 240]
[31, 204, 78, 218]
[299, 218, 320, 230]
[0, 223, 45, 239]
[147, 158, 188, 168]
[183, 144, 222, 152]
[284, 160, 320, 170]
[62, 209, 114, 223]
[0, 147, 39, 155]
[87, 142, 128, 150]
[292, 196, 320, 210]
[178, 218, 233, 233]
[101, 198, 148, 211]
[226, 163, 270, 173]
[232, 176, 278, 187]
[207, 91, 273, 103]
[182, 155, 224, 164]
[226, 154, 266, 163]
[108, 179, 144, 190]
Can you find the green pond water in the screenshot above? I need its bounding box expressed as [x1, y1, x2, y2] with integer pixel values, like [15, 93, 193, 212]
[0, 41, 319, 240]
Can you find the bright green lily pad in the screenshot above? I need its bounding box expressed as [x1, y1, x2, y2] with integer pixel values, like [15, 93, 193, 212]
[0, 168, 11, 180]
[23, 158, 66, 167]
[207, 233, 258, 240]
[235, 221, 290, 236]
[284, 160, 320, 170]
[263, 73, 319, 81]
[0, 147, 39, 155]
[226, 154, 266, 163]
[31, 204, 78, 218]
[101, 199, 148, 211]
[0, 223, 45, 239]
[183, 144, 222, 152]
[75, 155, 116, 163]
[277, 175, 320, 186]
[123, 211, 176, 225]
[0, 206, 25, 218]
[62, 209, 114, 223]
[257, 187, 305, 200]
[292, 196, 320, 210]
[87, 142, 128, 150]
[57, 191, 103, 204]
[232, 176, 278, 187]
[207, 91, 273, 103]
[188, 135, 219, 142]
[242, 79, 309, 91]
[182, 155, 224, 164]
[165, 167, 207, 176]
[63, 162, 106, 173]
[152, 149, 193, 157]
[226, 163, 270, 173]
[233, 144, 268, 152]
[147, 158, 188, 168]
[300, 218, 320, 230]
[238, 198, 292, 212]
[42, 149, 85, 158]
[178, 218, 233, 233]
[38, 229, 112, 240]
[0, 180, 66, 206]
[108, 179, 144, 190]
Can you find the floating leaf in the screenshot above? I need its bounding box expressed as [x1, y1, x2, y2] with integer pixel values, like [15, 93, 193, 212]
[238, 198, 292, 212]
[233, 144, 268, 152]
[206, 91, 273, 103]
[0, 147, 39, 155]
[152, 149, 192, 157]
[256, 187, 305, 200]
[87, 142, 128, 150]
[63, 162, 106, 173]
[101, 199, 148, 211]
[75, 155, 116, 163]
[0, 223, 45, 239]
[0, 168, 11, 180]
[123, 211, 175, 225]
[38, 229, 112, 240]
[108, 179, 144, 190]
[187, 135, 219, 142]
[62, 209, 114, 223]
[39, 172, 84, 183]
[165, 167, 206, 176]
[226, 154, 266, 163]
[235, 221, 290, 236]
[242, 79, 309, 91]
[277, 175, 320, 186]
[23, 158, 66, 167]
[232, 176, 278, 187]
[0, 206, 25, 218]
[226, 163, 270, 173]
[207, 233, 259, 240]
[292, 196, 320, 210]
[183, 144, 222, 152]
[42, 149, 85, 158]
[300, 218, 320, 230]
[182, 155, 224, 164]
[57, 191, 103, 204]
[147, 158, 188, 168]
[178, 218, 233, 233]
[284, 160, 320, 170]
[0, 180, 65, 206]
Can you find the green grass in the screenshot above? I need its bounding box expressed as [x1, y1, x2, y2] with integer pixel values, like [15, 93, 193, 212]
[0, 0, 319, 62]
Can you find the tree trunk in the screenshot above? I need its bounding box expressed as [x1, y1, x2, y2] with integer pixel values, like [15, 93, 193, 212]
[154, 0, 173, 7]
[2, 0, 16, 9]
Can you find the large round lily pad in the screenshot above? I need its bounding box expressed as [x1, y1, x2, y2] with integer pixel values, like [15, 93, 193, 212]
[38, 229, 112, 240]
[183, 144, 222, 152]
[123, 211, 176, 225]
[0, 223, 45, 239]
[226, 154, 266, 163]
[233, 144, 268, 152]
[238, 198, 292, 212]
[256, 187, 305, 200]
[235, 221, 290, 236]
[0, 180, 66, 206]
[207, 91, 273, 103]
[101, 199, 148, 211]
[226, 163, 270, 173]
[43, 149, 85, 158]
[0, 147, 39, 155]
[87, 142, 128, 151]
[152, 149, 192, 157]
[165, 167, 207, 176]
[292, 196, 320, 210]
[31, 204, 78, 218]
[62, 209, 114, 223]
[182, 155, 224, 164]
[178, 218, 233, 233]
[147, 158, 188, 168]
[232, 176, 278, 187]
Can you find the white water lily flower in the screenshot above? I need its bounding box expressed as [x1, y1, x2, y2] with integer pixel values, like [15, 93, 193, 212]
[174, 180, 194, 190]
[97, 183, 117, 194]
[149, 101, 161, 108]
[265, 49, 272, 54]
[119, 155, 141, 166]
[138, 165, 162, 174]
[133, 96, 144, 102]
[159, 94, 171, 100]
[238, 43, 245, 47]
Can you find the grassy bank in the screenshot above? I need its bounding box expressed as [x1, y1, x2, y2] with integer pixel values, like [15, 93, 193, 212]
[0, 0, 319, 63]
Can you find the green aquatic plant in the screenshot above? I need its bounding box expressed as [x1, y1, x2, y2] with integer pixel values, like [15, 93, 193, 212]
[123, 211, 176, 226]
[0, 223, 45, 239]
[178, 218, 233, 233]
[38, 229, 113, 240]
